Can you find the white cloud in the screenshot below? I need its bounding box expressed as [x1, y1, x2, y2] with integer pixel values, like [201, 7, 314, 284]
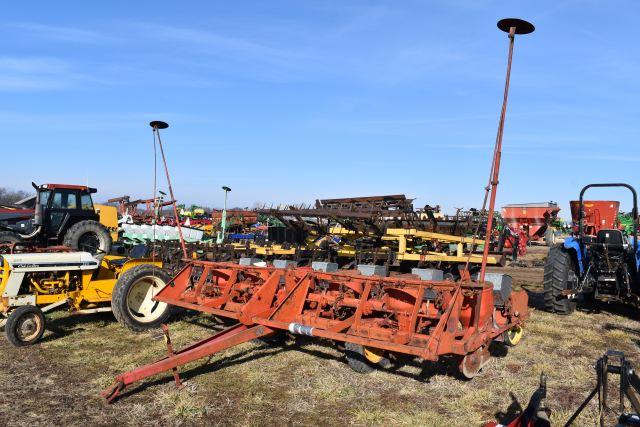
[0, 57, 75, 91]
[0, 76, 65, 90]
[7, 22, 118, 44]
[575, 154, 640, 162]
[0, 57, 70, 73]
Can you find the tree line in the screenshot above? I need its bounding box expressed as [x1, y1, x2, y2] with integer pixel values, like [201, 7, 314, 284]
[0, 187, 31, 206]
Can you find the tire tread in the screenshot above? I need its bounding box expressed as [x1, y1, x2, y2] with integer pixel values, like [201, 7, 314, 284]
[344, 341, 376, 374]
[543, 244, 576, 314]
[4, 305, 46, 346]
[111, 264, 172, 332]
[62, 220, 112, 255]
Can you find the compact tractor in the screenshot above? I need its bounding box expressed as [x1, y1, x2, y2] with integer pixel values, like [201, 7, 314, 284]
[544, 183, 639, 314]
[0, 183, 113, 256]
[0, 244, 173, 346]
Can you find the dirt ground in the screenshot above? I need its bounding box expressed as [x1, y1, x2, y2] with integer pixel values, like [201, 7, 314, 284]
[2, 245, 639, 426]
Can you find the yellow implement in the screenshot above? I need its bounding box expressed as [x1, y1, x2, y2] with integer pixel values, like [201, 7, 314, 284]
[95, 204, 120, 242]
[231, 227, 503, 266]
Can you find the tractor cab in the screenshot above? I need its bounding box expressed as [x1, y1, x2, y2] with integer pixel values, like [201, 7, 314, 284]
[0, 183, 111, 256]
[34, 184, 100, 241]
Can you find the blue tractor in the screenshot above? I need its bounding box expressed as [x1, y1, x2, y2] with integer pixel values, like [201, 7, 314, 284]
[543, 183, 639, 314]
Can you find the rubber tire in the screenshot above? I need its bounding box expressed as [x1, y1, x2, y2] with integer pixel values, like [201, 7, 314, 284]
[5, 305, 46, 346]
[62, 220, 112, 256]
[0, 231, 22, 245]
[111, 264, 173, 332]
[543, 244, 577, 314]
[344, 342, 376, 374]
[503, 325, 523, 347]
[544, 227, 556, 246]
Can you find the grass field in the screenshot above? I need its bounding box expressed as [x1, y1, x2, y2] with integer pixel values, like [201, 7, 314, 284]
[1, 246, 639, 426]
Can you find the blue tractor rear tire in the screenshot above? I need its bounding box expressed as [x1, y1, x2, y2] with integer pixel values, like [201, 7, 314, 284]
[543, 244, 577, 314]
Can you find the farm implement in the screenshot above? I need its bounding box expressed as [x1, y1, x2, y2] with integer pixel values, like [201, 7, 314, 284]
[501, 202, 561, 256]
[248, 195, 510, 274]
[487, 350, 640, 426]
[102, 17, 534, 402]
[102, 260, 528, 401]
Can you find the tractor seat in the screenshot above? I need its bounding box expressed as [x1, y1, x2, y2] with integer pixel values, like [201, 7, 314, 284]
[128, 244, 149, 259]
[108, 257, 128, 267]
[596, 229, 626, 252]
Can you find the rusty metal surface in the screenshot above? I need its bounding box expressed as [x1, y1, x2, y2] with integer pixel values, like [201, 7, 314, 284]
[107, 195, 176, 223]
[102, 260, 528, 401]
[259, 196, 489, 237]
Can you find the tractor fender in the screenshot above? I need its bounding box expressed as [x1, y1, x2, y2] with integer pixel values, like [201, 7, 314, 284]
[629, 236, 640, 270]
[56, 213, 72, 240]
[563, 237, 585, 274]
[119, 259, 163, 276]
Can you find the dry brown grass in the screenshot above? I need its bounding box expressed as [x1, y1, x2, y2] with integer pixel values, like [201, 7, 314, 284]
[1, 248, 640, 426]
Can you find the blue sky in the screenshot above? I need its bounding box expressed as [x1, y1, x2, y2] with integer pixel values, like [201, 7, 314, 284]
[2, 1, 639, 218]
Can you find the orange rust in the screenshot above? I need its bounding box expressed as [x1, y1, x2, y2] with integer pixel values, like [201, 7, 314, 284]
[103, 260, 528, 400]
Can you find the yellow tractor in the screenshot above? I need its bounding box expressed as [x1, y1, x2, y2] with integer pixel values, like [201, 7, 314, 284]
[0, 247, 172, 346]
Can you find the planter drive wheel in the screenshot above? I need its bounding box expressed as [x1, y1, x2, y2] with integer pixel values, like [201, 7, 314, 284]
[5, 305, 46, 346]
[503, 325, 523, 346]
[111, 264, 173, 332]
[344, 342, 391, 373]
[459, 346, 491, 379]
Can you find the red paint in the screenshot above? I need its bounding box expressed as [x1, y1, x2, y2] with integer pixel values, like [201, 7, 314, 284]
[569, 200, 620, 235]
[502, 203, 560, 240]
[102, 261, 528, 401]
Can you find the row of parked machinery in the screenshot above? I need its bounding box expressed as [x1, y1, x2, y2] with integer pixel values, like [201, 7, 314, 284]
[0, 182, 512, 346]
[2, 181, 639, 341]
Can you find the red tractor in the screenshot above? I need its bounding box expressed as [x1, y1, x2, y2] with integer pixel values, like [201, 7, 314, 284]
[0, 183, 112, 256]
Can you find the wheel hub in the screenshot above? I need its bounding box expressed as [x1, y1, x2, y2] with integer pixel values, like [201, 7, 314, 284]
[126, 275, 168, 323]
[78, 232, 100, 253]
[506, 325, 523, 346]
[17, 314, 41, 342]
[363, 346, 385, 364]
